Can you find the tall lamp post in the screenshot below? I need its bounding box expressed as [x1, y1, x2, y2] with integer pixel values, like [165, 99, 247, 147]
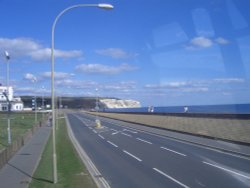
[4, 51, 11, 144]
[42, 86, 45, 119]
[51, 3, 113, 184]
[32, 78, 37, 123]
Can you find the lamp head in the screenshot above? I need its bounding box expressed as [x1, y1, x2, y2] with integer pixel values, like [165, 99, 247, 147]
[98, 3, 114, 10]
[4, 51, 10, 60]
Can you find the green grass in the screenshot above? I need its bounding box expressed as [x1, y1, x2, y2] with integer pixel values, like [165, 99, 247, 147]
[29, 117, 97, 188]
[0, 112, 44, 150]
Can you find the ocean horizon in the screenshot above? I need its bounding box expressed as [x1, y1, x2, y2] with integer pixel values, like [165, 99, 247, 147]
[103, 103, 250, 114]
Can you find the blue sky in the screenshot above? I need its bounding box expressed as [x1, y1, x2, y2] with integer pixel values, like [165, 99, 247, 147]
[0, 0, 250, 106]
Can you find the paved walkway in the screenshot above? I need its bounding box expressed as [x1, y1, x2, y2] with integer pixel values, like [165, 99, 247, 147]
[0, 126, 51, 188]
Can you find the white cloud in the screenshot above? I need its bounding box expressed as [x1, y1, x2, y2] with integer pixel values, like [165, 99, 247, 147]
[40, 72, 74, 79]
[29, 48, 82, 60]
[55, 79, 97, 89]
[187, 36, 230, 50]
[145, 81, 190, 89]
[213, 78, 245, 83]
[101, 81, 137, 91]
[95, 48, 137, 59]
[190, 36, 213, 48]
[0, 37, 82, 61]
[144, 78, 247, 93]
[75, 63, 138, 75]
[23, 73, 37, 82]
[214, 37, 230, 45]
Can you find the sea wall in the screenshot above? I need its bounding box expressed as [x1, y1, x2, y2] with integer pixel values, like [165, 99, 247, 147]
[88, 112, 250, 144]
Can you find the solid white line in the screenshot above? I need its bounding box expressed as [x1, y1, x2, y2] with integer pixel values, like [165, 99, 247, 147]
[107, 141, 118, 148]
[98, 134, 105, 140]
[123, 150, 142, 162]
[160, 147, 186, 157]
[66, 114, 110, 188]
[203, 161, 250, 179]
[153, 168, 190, 188]
[136, 138, 152, 144]
[121, 133, 132, 137]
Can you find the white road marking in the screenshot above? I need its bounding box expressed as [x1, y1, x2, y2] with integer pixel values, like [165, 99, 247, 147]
[160, 147, 186, 157]
[83, 114, 250, 161]
[153, 168, 190, 188]
[89, 127, 93, 130]
[107, 141, 118, 148]
[110, 128, 118, 132]
[98, 134, 105, 140]
[203, 161, 250, 179]
[123, 150, 142, 162]
[67, 114, 111, 188]
[123, 129, 137, 134]
[98, 118, 250, 160]
[112, 131, 120, 135]
[136, 138, 152, 145]
[121, 133, 132, 137]
[93, 130, 97, 134]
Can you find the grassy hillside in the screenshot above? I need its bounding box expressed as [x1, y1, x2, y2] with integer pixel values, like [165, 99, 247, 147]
[20, 96, 109, 109]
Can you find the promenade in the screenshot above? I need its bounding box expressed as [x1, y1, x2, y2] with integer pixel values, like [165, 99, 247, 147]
[0, 126, 51, 188]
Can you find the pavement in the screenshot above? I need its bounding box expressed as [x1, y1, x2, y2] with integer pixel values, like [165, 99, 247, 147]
[0, 125, 51, 188]
[67, 112, 250, 188]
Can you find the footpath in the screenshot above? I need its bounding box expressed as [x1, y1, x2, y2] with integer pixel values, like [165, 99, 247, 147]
[0, 125, 51, 188]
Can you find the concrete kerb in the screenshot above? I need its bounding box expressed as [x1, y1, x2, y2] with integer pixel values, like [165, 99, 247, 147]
[65, 113, 110, 188]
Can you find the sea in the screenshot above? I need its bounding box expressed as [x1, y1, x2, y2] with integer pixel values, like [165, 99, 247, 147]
[103, 103, 250, 114]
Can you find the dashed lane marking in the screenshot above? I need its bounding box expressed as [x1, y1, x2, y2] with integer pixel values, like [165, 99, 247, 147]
[107, 141, 118, 148]
[160, 147, 186, 157]
[98, 134, 105, 140]
[121, 133, 132, 137]
[136, 138, 152, 145]
[153, 168, 190, 188]
[123, 150, 142, 162]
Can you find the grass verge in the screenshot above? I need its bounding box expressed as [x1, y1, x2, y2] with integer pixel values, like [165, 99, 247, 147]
[0, 112, 44, 150]
[29, 117, 97, 188]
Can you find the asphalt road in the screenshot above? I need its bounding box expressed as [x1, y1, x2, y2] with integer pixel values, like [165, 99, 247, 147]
[67, 112, 250, 188]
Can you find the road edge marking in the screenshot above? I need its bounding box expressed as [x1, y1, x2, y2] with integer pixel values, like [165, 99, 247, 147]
[203, 161, 250, 179]
[66, 114, 110, 188]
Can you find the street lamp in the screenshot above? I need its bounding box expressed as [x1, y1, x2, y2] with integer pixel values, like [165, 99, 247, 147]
[4, 51, 11, 145]
[42, 86, 45, 119]
[51, 3, 113, 184]
[95, 88, 102, 128]
[32, 78, 37, 123]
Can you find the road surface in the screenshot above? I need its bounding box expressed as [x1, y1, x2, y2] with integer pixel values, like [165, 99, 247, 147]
[67, 112, 250, 188]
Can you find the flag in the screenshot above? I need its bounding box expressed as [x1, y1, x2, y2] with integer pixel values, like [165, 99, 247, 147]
[4, 51, 10, 60]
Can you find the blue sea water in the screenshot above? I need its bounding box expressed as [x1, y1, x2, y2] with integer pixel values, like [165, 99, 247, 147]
[103, 104, 250, 114]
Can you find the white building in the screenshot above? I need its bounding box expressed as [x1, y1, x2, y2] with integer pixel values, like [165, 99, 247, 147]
[0, 86, 23, 111]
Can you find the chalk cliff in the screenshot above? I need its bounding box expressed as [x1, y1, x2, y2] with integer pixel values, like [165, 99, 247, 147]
[100, 99, 141, 108]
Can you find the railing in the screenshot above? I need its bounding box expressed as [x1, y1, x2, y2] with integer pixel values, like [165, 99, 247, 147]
[0, 117, 48, 169]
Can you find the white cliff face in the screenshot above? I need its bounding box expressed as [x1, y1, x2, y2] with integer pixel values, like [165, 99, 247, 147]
[100, 99, 141, 108]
